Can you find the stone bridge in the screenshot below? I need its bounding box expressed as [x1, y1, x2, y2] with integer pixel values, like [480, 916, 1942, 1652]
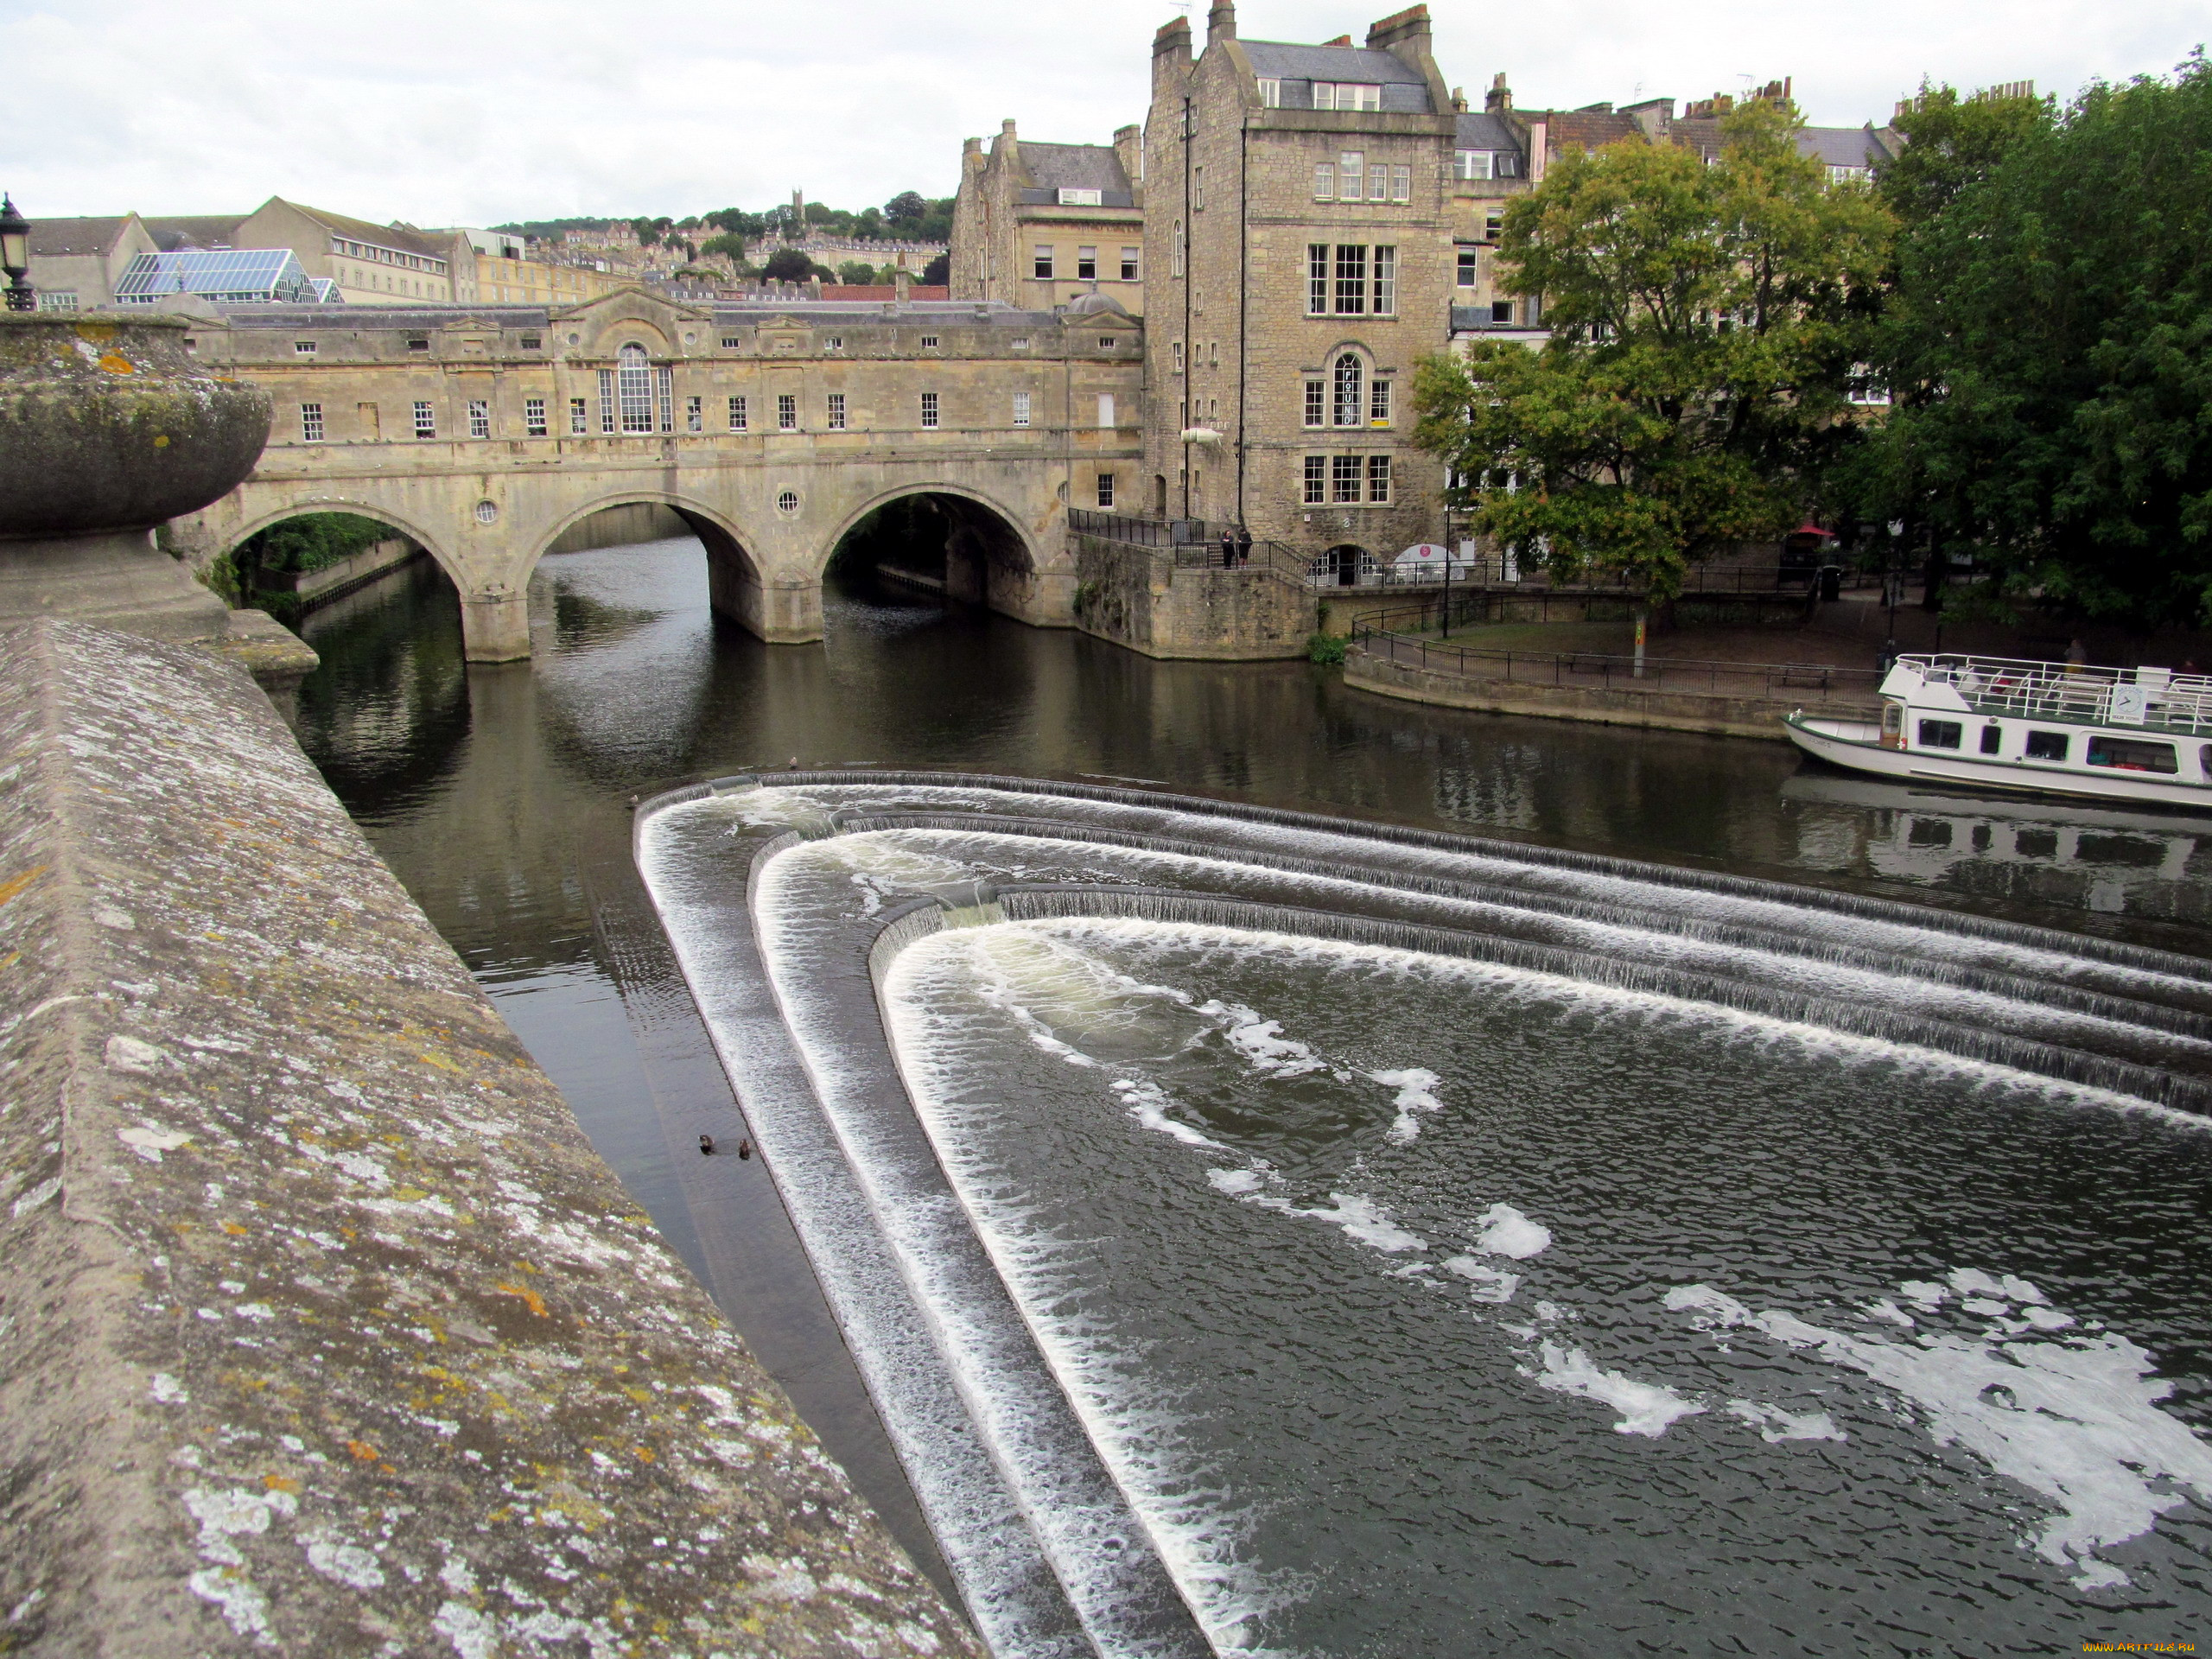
[168, 289, 1146, 659]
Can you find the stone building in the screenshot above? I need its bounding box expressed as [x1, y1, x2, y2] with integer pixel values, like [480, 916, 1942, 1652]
[23, 214, 159, 310]
[1141, 2, 1458, 570]
[951, 121, 1147, 314]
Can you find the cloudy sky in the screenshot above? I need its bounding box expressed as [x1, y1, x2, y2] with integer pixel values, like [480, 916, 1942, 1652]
[4, 0, 2201, 228]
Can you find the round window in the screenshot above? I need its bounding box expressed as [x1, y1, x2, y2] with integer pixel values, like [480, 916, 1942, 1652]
[776, 491, 800, 515]
[474, 499, 499, 524]
[567, 333, 580, 345]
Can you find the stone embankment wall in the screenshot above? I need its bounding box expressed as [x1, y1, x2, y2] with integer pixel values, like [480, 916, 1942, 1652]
[1073, 535, 1310, 659]
[545, 503, 691, 556]
[1344, 641, 1879, 741]
[0, 620, 975, 1656]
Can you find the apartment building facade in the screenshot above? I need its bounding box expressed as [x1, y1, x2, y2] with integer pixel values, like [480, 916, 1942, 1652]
[1141, 2, 1459, 560]
[951, 121, 1147, 314]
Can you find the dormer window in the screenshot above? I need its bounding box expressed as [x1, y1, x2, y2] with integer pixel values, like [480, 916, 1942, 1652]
[1313, 82, 1382, 111]
[1257, 78, 1281, 107]
[1455, 149, 1493, 181]
[1057, 188, 1103, 207]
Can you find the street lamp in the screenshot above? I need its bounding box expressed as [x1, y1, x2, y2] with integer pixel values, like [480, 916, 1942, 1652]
[0, 197, 33, 312]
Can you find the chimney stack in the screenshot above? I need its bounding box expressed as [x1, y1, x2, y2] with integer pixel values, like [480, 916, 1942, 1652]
[1206, 0, 1236, 46]
[1486, 72, 1512, 113]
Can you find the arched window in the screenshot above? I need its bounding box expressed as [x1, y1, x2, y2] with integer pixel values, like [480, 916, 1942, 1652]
[618, 342, 654, 433]
[1333, 353, 1363, 427]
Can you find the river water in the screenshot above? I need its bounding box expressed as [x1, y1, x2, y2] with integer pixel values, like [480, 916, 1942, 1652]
[296, 535, 2212, 1652]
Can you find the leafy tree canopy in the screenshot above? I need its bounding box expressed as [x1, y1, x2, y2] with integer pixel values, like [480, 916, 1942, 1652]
[836, 259, 883, 285]
[1414, 99, 1891, 603]
[1844, 56, 2212, 624]
[921, 252, 950, 285]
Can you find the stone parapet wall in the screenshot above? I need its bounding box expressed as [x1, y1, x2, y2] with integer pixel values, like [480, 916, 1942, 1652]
[0, 620, 974, 1656]
[1344, 641, 1879, 741]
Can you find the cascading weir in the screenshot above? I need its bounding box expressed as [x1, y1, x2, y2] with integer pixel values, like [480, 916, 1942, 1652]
[635, 772, 2212, 1656]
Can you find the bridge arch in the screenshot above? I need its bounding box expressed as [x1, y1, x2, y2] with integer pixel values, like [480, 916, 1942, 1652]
[524, 491, 772, 643]
[824, 481, 1056, 621]
[219, 499, 467, 597]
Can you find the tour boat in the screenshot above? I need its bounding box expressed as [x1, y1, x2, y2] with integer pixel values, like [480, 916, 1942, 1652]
[1784, 652, 2212, 810]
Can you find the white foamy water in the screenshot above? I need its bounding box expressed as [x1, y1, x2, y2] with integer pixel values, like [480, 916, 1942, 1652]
[1471, 1203, 1552, 1260]
[1662, 1279, 2212, 1588]
[1529, 1342, 1707, 1437]
[1370, 1068, 1444, 1145]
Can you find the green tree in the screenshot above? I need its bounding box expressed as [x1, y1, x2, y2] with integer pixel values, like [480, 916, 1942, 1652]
[1850, 58, 2212, 624]
[699, 232, 748, 264]
[836, 259, 880, 285]
[1414, 100, 1891, 607]
[921, 252, 950, 285]
[885, 190, 927, 228]
[761, 248, 818, 284]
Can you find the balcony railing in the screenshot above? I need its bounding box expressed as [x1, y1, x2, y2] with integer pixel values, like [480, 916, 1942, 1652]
[1901, 653, 2212, 736]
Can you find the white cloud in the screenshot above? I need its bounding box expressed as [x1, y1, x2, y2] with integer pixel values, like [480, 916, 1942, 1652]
[2, 0, 2201, 226]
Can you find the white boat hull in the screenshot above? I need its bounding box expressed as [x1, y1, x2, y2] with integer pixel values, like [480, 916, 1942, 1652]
[1783, 714, 2212, 812]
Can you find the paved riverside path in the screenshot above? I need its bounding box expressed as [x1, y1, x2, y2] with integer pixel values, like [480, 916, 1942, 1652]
[0, 621, 976, 1656]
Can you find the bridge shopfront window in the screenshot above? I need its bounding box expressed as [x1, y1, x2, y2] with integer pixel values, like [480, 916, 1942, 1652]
[617, 344, 654, 433]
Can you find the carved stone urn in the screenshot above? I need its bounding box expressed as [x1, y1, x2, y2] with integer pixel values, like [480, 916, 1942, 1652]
[0, 313, 270, 641]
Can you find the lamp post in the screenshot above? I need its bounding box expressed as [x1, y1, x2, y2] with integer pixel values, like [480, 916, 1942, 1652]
[0, 196, 34, 312]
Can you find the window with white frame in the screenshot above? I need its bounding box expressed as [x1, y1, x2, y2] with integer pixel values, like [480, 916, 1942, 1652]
[823, 336, 842, 351]
[1077, 246, 1097, 280]
[525, 397, 547, 436]
[1455, 149, 1493, 181]
[1314, 82, 1382, 111]
[1374, 245, 1395, 315]
[1173, 339, 1185, 374]
[919, 334, 938, 348]
[1304, 379, 1325, 427]
[1057, 188, 1103, 206]
[1391, 165, 1410, 201]
[467, 399, 490, 439]
[1303, 455, 1326, 503]
[1096, 473, 1116, 509]
[294, 340, 317, 355]
[1368, 162, 1388, 200]
[1257, 77, 1281, 106]
[1013, 391, 1031, 427]
[721, 334, 741, 348]
[597, 369, 616, 432]
[1012, 336, 1031, 350]
[920, 391, 939, 429]
[728, 395, 747, 430]
[1121, 247, 1140, 281]
[1367, 455, 1391, 502]
[569, 397, 588, 435]
[1334, 245, 1369, 315]
[299, 403, 324, 442]
[617, 343, 653, 433]
[778, 393, 797, 430]
[412, 401, 435, 439]
[1172, 221, 1185, 277]
[654, 365, 673, 433]
[1034, 245, 1055, 279]
[1332, 454, 1362, 502]
[1457, 245, 1478, 288]
[1333, 354, 1363, 427]
[1337, 150, 1364, 200]
[686, 395, 703, 431]
[1370, 378, 1392, 425]
[35, 290, 79, 311]
[1308, 245, 1330, 315]
[1193, 166, 1205, 210]
[826, 393, 846, 429]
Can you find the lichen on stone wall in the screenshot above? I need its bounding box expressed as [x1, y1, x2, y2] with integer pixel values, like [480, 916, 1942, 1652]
[0, 620, 975, 1657]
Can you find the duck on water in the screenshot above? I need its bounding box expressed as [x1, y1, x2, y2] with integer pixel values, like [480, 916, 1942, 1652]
[1786, 651, 2212, 810]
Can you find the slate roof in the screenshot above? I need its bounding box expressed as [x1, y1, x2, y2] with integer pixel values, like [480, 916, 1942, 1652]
[279, 200, 454, 259]
[1014, 142, 1137, 208]
[143, 215, 249, 251]
[1452, 111, 1520, 151]
[1797, 125, 1897, 168]
[29, 217, 137, 257]
[1243, 40, 1432, 113]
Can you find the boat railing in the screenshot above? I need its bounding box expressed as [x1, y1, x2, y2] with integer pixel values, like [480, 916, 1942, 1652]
[1898, 652, 2212, 735]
